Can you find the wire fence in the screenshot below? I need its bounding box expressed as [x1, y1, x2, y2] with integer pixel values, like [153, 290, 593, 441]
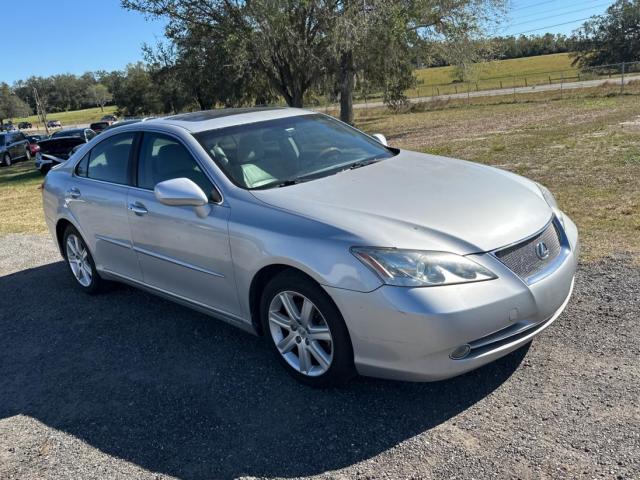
[318, 60, 640, 112]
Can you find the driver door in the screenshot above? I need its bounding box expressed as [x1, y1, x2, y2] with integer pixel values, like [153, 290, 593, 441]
[127, 132, 241, 317]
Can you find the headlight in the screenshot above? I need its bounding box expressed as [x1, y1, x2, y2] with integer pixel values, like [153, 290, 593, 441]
[351, 248, 497, 287]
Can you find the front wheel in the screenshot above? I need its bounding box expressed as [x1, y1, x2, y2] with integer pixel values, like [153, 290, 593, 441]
[260, 271, 355, 387]
[63, 225, 105, 294]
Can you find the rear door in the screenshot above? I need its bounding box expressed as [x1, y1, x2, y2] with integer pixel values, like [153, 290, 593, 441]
[127, 131, 240, 316]
[66, 132, 142, 280]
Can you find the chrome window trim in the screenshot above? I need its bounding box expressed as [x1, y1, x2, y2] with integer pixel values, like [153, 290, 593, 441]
[132, 129, 224, 206]
[69, 128, 225, 206]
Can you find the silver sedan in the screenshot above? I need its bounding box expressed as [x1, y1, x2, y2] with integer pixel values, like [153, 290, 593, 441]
[42, 108, 579, 386]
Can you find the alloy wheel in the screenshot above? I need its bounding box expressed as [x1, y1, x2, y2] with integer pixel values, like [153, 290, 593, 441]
[66, 234, 92, 287]
[268, 291, 334, 377]
[3, 154, 11, 166]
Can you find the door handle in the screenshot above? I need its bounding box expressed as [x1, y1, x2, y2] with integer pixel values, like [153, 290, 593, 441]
[128, 202, 148, 215]
[66, 187, 81, 199]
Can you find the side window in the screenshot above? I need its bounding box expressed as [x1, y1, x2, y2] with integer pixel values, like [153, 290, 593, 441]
[87, 133, 134, 184]
[86, 130, 96, 140]
[75, 153, 89, 177]
[137, 133, 215, 200]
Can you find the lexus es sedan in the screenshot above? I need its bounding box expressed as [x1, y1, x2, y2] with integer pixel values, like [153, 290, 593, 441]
[42, 108, 579, 386]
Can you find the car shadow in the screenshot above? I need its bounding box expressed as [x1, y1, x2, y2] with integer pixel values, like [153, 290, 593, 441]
[0, 261, 529, 479]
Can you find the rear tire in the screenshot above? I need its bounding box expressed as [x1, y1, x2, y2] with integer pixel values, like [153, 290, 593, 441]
[62, 225, 105, 294]
[260, 271, 355, 387]
[25, 148, 31, 161]
[3, 153, 11, 166]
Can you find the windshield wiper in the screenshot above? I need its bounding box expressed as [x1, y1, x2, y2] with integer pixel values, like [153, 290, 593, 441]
[269, 177, 311, 188]
[342, 157, 385, 172]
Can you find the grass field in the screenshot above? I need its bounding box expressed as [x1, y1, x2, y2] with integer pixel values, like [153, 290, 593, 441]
[0, 161, 47, 235]
[2, 83, 639, 261]
[13, 105, 118, 131]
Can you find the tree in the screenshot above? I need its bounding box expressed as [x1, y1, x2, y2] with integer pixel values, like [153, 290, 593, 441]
[86, 84, 113, 112]
[114, 63, 163, 115]
[0, 83, 31, 126]
[122, 0, 506, 123]
[571, 0, 640, 67]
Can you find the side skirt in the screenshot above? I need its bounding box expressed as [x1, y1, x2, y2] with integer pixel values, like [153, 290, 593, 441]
[99, 268, 258, 336]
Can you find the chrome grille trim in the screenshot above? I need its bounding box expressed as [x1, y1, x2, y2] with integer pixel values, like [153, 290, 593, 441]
[492, 217, 570, 285]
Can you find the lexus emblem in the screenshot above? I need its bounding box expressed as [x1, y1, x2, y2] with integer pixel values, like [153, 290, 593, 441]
[535, 241, 550, 260]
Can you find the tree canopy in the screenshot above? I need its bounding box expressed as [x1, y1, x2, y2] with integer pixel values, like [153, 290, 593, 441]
[122, 0, 506, 122]
[571, 0, 640, 67]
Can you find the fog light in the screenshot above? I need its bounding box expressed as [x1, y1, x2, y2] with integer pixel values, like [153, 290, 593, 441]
[450, 344, 471, 360]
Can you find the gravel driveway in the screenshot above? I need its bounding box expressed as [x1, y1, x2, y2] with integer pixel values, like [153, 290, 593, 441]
[0, 234, 638, 479]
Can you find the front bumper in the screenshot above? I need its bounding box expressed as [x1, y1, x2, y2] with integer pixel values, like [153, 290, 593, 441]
[326, 214, 579, 382]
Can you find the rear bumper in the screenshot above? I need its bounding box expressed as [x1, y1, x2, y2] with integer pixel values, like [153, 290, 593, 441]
[325, 214, 579, 382]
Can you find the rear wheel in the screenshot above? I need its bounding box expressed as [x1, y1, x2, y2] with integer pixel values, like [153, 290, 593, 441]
[3, 153, 11, 166]
[63, 225, 105, 294]
[25, 148, 31, 161]
[260, 271, 355, 387]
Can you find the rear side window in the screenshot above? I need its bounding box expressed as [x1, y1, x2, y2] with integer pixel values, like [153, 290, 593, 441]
[137, 133, 214, 199]
[87, 133, 134, 184]
[75, 153, 89, 177]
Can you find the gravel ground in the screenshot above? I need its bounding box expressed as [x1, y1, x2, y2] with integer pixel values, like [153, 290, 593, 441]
[0, 234, 638, 480]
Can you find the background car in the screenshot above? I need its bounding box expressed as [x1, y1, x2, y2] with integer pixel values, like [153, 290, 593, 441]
[18, 121, 33, 129]
[47, 120, 62, 128]
[89, 121, 111, 133]
[0, 131, 31, 166]
[100, 114, 118, 122]
[26, 134, 47, 156]
[35, 128, 96, 174]
[1, 123, 16, 132]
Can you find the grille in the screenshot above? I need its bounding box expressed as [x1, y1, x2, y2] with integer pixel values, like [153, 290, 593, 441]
[494, 222, 561, 280]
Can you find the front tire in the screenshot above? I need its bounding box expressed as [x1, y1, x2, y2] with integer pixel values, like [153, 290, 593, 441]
[63, 225, 105, 294]
[260, 271, 355, 387]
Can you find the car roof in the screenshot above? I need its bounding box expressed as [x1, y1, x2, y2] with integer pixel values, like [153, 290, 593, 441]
[154, 107, 315, 133]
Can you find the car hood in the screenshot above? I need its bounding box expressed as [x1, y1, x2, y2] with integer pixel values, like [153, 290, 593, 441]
[250, 151, 552, 254]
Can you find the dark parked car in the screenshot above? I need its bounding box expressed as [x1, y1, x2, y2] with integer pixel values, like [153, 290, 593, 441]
[35, 128, 96, 174]
[0, 131, 31, 166]
[100, 114, 118, 122]
[47, 120, 62, 128]
[18, 121, 33, 129]
[89, 121, 111, 133]
[1, 123, 16, 132]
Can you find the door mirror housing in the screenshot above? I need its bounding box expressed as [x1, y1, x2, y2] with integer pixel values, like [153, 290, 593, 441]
[372, 133, 388, 146]
[154, 177, 210, 218]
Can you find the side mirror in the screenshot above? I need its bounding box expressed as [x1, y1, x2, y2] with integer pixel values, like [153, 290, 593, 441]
[372, 133, 388, 146]
[154, 177, 210, 218]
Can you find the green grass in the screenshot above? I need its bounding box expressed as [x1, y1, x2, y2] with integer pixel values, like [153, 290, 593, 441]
[406, 53, 579, 97]
[12, 106, 118, 130]
[0, 162, 47, 235]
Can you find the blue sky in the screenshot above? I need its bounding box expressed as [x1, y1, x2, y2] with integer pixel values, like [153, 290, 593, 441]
[501, 0, 615, 36]
[2, 0, 616, 85]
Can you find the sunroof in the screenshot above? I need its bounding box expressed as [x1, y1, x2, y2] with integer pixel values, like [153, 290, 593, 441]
[166, 107, 285, 122]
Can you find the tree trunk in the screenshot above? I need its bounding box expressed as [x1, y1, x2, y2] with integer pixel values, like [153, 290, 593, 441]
[339, 51, 355, 125]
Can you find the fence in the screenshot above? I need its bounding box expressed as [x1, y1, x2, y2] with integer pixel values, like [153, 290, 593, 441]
[318, 61, 640, 111]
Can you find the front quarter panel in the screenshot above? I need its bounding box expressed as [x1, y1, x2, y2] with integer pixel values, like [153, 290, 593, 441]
[228, 195, 383, 319]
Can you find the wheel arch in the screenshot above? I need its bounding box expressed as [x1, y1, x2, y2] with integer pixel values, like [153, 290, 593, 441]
[249, 264, 331, 335]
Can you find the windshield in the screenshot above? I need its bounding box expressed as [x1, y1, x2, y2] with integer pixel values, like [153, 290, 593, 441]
[52, 130, 83, 138]
[195, 114, 395, 189]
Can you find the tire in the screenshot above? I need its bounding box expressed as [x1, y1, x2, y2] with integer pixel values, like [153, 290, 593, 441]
[3, 153, 11, 166]
[260, 271, 355, 387]
[25, 148, 31, 161]
[62, 225, 105, 294]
